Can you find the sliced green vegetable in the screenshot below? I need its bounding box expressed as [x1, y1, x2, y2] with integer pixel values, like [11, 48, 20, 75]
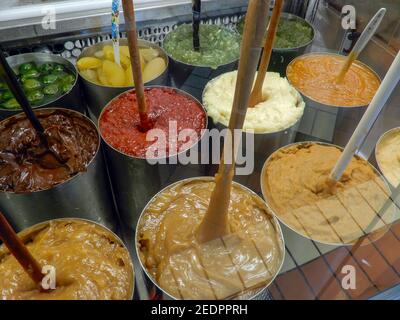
[51, 71, 67, 79]
[2, 60, 76, 107]
[53, 64, 65, 73]
[42, 74, 58, 85]
[18, 62, 36, 74]
[1, 98, 20, 109]
[22, 68, 40, 79]
[26, 90, 44, 104]
[2, 90, 13, 101]
[60, 82, 73, 94]
[60, 74, 75, 85]
[43, 84, 59, 96]
[38, 63, 54, 73]
[23, 79, 41, 91]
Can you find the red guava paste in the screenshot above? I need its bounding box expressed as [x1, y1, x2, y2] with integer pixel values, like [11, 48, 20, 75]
[99, 88, 206, 158]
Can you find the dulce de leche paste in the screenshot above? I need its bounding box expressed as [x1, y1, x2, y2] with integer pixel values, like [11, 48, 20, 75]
[137, 178, 284, 300]
[0, 220, 134, 300]
[287, 53, 380, 107]
[262, 143, 395, 244]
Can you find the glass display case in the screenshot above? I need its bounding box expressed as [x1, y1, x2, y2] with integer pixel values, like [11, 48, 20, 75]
[0, 0, 399, 301]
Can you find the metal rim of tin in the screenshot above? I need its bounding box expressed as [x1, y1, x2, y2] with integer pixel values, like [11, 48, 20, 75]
[98, 85, 209, 161]
[375, 127, 400, 188]
[162, 23, 241, 69]
[0, 217, 135, 300]
[235, 12, 316, 52]
[135, 176, 286, 300]
[0, 107, 101, 195]
[0, 53, 79, 114]
[260, 141, 395, 247]
[201, 70, 305, 135]
[76, 38, 169, 89]
[286, 52, 382, 109]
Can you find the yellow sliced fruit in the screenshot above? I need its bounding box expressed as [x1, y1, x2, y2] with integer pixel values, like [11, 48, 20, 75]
[102, 60, 126, 87]
[140, 53, 146, 71]
[143, 57, 166, 82]
[103, 45, 114, 61]
[80, 69, 99, 83]
[97, 67, 109, 86]
[125, 65, 134, 86]
[101, 45, 131, 68]
[122, 55, 145, 71]
[140, 48, 159, 62]
[120, 54, 131, 69]
[77, 57, 102, 70]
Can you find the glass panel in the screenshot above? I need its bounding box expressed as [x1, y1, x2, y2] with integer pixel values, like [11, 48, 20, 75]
[327, 0, 400, 51]
[0, 0, 399, 301]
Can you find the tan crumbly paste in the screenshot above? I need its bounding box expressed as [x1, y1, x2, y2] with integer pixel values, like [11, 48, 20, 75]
[0, 220, 133, 300]
[262, 143, 395, 244]
[137, 179, 284, 300]
[376, 128, 400, 187]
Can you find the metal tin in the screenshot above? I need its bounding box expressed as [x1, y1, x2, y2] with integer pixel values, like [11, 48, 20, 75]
[260, 141, 397, 246]
[0, 218, 135, 300]
[375, 127, 400, 189]
[77, 39, 169, 120]
[162, 25, 240, 88]
[286, 52, 381, 147]
[135, 176, 285, 300]
[202, 73, 303, 193]
[268, 13, 315, 76]
[235, 13, 315, 76]
[0, 108, 118, 232]
[98, 86, 208, 233]
[0, 53, 83, 120]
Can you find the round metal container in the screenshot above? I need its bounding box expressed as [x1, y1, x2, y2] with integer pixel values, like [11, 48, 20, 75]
[98, 86, 208, 232]
[162, 25, 240, 88]
[286, 52, 381, 147]
[135, 176, 285, 300]
[0, 53, 83, 121]
[202, 73, 304, 193]
[375, 127, 400, 189]
[235, 13, 315, 76]
[0, 108, 118, 232]
[0, 218, 135, 300]
[77, 39, 169, 120]
[286, 52, 381, 148]
[260, 141, 396, 246]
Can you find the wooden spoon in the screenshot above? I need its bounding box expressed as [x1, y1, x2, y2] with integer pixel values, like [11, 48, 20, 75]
[0, 212, 44, 288]
[196, 0, 271, 243]
[248, 0, 284, 108]
[121, 0, 151, 131]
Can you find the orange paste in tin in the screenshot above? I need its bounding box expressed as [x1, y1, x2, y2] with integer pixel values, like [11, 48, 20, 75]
[287, 54, 380, 107]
